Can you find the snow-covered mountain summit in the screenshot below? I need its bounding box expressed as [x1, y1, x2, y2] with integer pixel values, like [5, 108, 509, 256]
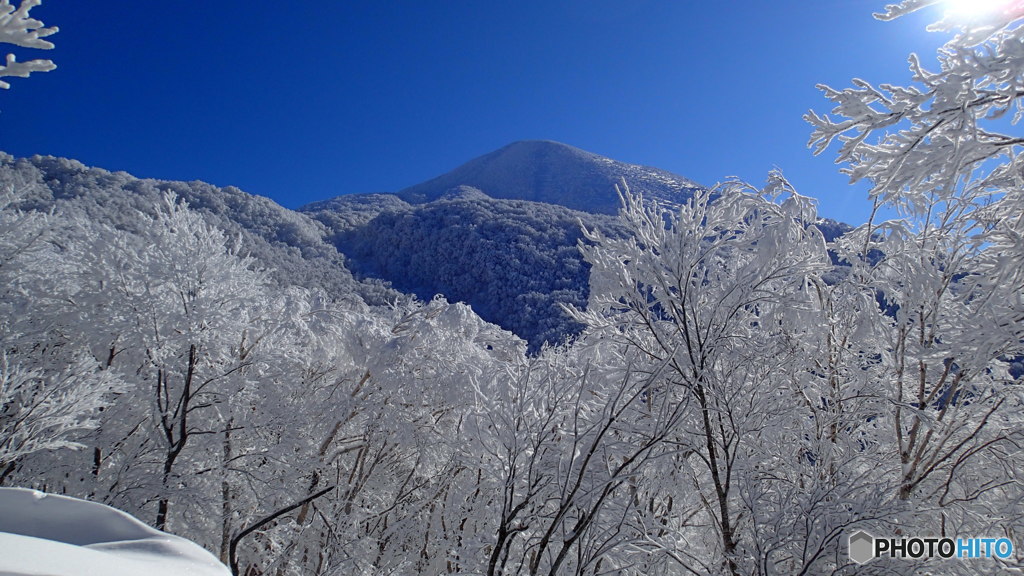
[394, 140, 702, 214]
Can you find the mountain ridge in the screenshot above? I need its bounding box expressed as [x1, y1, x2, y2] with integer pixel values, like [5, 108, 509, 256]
[306, 140, 703, 216]
[3, 143, 851, 351]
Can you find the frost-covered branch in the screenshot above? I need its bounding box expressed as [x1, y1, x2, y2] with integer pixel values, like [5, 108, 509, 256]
[874, 0, 941, 22]
[0, 354, 119, 484]
[806, 1, 1024, 221]
[0, 0, 56, 89]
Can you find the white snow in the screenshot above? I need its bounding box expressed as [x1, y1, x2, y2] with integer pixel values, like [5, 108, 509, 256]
[0, 487, 230, 576]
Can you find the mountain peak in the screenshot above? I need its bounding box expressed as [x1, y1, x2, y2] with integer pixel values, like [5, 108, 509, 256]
[397, 140, 701, 214]
[486, 139, 598, 159]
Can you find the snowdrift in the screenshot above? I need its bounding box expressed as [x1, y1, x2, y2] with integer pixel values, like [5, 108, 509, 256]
[0, 487, 230, 576]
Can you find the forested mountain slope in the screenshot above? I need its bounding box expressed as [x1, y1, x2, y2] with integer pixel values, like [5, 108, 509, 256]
[1, 150, 626, 350]
[304, 141, 852, 350]
[306, 186, 623, 350]
[0, 153, 399, 305]
[2, 148, 855, 352]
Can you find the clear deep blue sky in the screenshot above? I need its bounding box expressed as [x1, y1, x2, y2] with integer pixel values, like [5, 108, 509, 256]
[3, 1, 950, 224]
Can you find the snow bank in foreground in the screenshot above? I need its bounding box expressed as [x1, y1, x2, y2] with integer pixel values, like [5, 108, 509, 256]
[0, 487, 230, 576]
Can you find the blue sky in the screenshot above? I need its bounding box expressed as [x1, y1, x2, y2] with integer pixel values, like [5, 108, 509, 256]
[3, 1, 950, 224]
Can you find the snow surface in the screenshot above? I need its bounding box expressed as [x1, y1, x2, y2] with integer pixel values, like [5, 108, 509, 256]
[0, 487, 230, 576]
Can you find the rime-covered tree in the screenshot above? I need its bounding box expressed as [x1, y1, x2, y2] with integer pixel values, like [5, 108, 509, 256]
[33, 194, 278, 533]
[570, 178, 833, 575]
[0, 176, 121, 485]
[806, 0, 1024, 567]
[459, 344, 694, 576]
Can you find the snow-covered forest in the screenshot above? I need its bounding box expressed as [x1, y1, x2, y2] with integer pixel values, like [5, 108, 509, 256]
[2, 0, 1024, 575]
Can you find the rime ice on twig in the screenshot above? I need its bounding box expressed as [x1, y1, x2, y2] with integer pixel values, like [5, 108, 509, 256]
[0, 0, 56, 89]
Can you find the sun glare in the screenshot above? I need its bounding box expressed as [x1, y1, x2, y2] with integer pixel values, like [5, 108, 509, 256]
[944, 0, 1015, 19]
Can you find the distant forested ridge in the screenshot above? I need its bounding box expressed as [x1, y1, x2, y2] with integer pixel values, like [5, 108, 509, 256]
[306, 187, 624, 351]
[0, 153, 398, 305]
